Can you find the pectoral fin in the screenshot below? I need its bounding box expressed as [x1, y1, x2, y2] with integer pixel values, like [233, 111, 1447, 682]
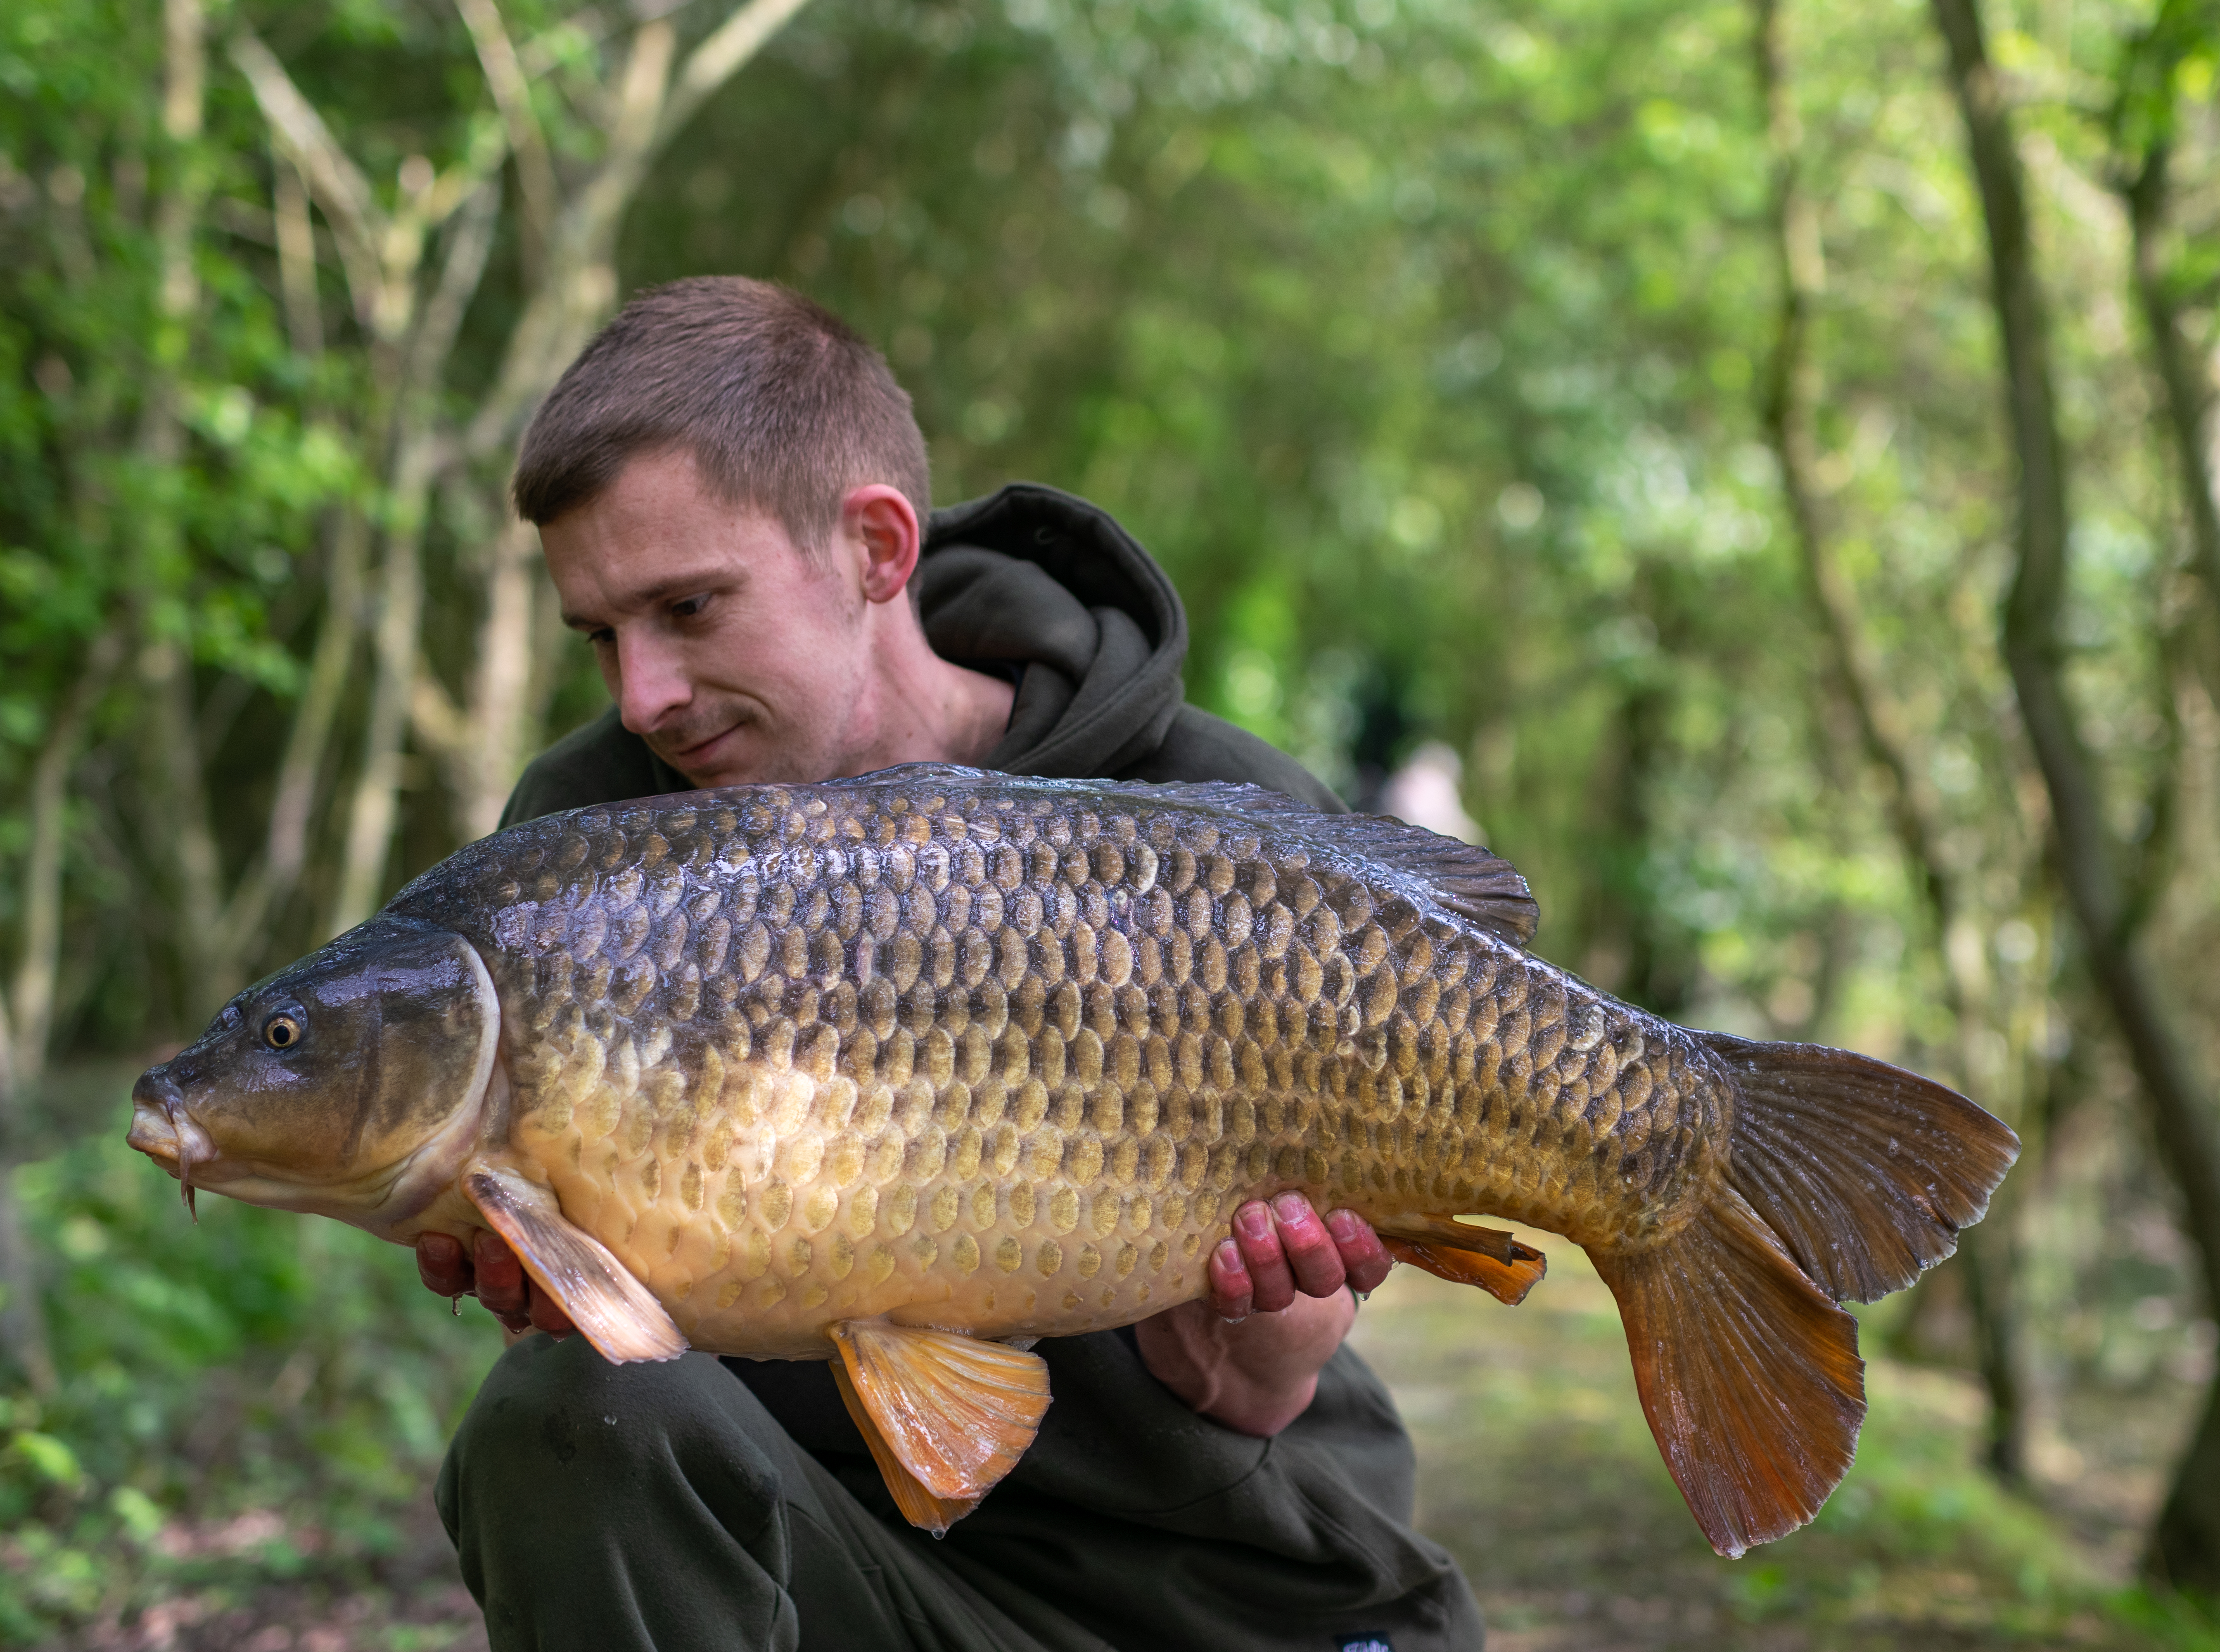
[1378, 1218, 1547, 1305]
[463, 1163, 687, 1364]
[828, 1321, 1051, 1533]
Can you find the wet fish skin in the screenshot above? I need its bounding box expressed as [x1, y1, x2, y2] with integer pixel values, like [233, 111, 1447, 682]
[129, 766, 2019, 1555]
[124, 916, 498, 1227]
[384, 770, 1703, 1358]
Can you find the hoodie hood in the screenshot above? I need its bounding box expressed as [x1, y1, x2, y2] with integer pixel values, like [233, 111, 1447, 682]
[917, 484, 1188, 779]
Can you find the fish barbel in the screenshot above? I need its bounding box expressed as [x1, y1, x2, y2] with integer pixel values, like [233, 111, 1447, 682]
[128, 767, 2016, 1553]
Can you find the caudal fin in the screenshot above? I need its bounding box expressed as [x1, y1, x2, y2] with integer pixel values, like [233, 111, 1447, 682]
[1589, 1036, 2018, 1557]
[1705, 1033, 2021, 1304]
[1589, 1190, 1864, 1557]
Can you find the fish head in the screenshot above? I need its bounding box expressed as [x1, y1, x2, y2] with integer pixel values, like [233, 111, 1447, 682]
[128, 916, 501, 1233]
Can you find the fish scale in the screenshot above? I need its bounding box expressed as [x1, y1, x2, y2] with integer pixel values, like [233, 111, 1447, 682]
[407, 774, 1709, 1361]
[131, 765, 2018, 1555]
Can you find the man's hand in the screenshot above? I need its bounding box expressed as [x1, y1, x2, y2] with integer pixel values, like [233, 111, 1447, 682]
[416, 1231, 576, 1339]
[1134, 1194, 1393, 1438]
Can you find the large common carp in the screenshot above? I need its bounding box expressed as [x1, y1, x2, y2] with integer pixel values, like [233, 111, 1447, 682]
[128, 767, 2016, 1555]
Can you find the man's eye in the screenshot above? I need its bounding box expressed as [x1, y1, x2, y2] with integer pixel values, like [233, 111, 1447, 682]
[671, 595, 710, 620]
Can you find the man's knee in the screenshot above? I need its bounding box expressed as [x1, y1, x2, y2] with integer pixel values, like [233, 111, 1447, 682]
[441, 1335, 785, 1538]
[439, 1338, 823, 1647]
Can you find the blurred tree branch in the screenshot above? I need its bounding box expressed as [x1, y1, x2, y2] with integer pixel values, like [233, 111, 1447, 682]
[2110, 0, 2220, 620]
[134, 0, 230, 1012]
[2124, 144, 2220, 612]
[1933, 0, 2220, 1590]
[456, 0, 559, 284]
[230, 30, 513, 936]
[2108, 5, 2220, 955]
[235, 0, 817, 880]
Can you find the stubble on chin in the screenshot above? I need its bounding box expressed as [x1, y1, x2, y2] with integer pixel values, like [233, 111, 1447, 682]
[651, 721, 836, 791]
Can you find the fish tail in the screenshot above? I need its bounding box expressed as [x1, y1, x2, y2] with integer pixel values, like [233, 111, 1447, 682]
[1586, 1190, 1863, 1558]
[1701, 1034, 2021, 1303]
[1587, 1035, 2019, 1557]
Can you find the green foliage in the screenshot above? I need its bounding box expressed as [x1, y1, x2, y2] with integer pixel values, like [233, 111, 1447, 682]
[2, 0, 2218, 1638]
[0, 1097, 498, 1645]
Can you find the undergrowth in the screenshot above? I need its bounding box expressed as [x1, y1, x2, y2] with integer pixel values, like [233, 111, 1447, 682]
[0, 1099, 500, 1647]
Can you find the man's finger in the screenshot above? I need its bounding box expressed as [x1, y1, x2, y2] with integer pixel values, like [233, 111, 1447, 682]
[1231, 1199, 1296, 1314]
[1205, 1239, 1254, 1321]
[527, 1282, 577, 1339]
[1326, 1208, 1394, 1295]
[473, 1231, 531, 1322]
[1270, 1192, 1348, 1299]
[416, 1232, 472, 1298]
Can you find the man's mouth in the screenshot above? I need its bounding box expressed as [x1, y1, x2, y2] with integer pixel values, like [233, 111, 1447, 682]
[671, 725, 737, 760]
[654, 717, 752, 778]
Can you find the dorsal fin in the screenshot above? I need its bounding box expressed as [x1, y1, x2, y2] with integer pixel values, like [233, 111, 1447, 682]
[775, 767, 1542, 947]
[1044, 778, 1540, 947]
[1313, 815, 1539, 946]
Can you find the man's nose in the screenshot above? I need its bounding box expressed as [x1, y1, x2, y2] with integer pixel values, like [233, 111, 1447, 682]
[613, 631, 693, 733]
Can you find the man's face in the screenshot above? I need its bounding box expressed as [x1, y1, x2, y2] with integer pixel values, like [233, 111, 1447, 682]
[541, 450, 873, 789]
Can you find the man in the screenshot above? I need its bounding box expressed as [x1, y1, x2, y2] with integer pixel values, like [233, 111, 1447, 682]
[418, 277, 1485, 1650]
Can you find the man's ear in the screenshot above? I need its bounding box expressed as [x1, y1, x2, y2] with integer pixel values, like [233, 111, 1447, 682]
[842, 485, 922, 605]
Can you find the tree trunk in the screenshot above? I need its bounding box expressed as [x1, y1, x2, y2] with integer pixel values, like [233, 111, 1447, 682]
[1932, 0, 2220, 1588]
[326, 466, 426, 937]
[247, 0, 820, 913]
[429, 0, 819, 845]
[462, 517, 540, 840]
[2123, 143, 2220, 611]
[6, 638, 122, 1094]
[324, 181, 502, 935]
[0, 638, 119, 1396]
[1758, 0, 2030, 1477]
[221, 507, 369, 959]
[134, 0, 239, 1015]
[211, 150, 359, 956]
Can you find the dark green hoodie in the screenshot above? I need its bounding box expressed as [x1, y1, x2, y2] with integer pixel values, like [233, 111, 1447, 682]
[487, 484, 1482, 1650]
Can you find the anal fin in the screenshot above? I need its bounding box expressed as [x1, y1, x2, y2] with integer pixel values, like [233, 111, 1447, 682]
[828, 1321, 1051, 1534]
[1378, 1219, 1547, 1305]
[463, 1163, 687, 1364]
[830, 1362, 983, 1535]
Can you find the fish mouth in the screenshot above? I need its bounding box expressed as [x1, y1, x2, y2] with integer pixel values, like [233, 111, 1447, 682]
[128, 1066, 227, 1219]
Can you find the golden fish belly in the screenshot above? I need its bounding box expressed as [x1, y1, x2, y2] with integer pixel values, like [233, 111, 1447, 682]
[464, 778, 1728, 1359]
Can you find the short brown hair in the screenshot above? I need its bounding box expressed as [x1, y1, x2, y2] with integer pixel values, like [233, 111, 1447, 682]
[511, 277, 930, 551]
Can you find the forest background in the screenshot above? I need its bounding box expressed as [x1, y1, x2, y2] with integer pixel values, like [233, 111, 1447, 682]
[4, 0, 2220, 1645]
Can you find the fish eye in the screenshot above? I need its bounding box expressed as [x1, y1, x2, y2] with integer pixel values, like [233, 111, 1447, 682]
[263, 1014, 304, 1050]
